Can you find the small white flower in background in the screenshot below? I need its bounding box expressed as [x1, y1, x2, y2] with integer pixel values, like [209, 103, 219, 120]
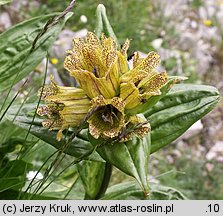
[26, 171, 43, 181]
[151, 38, 163, 50]
[80, 15, 87, 23]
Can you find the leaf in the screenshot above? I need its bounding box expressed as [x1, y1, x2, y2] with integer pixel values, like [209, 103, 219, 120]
[22, 166, 84, 200]
[0, 0, 12, 5]
[101, 181, 186, 200]
[149, 183, 187, 200]
[77, 161, 105, 199]
[0, 190, 59, 200]
[0, 173, 84, 200]
[0, 160, 32, 192]
[101, 181, 147, 200]
[144, 84, 220, 153]
[2, 170, 84, 200]
[0, 12, 72, 91]
[89, 133, 151, 194]
[39, 171, 84, 200]
[6, 104, 103, 161]
[0, 120, 38, 155]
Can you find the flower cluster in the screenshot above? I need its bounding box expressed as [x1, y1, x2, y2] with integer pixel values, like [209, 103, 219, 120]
[37, 32, 168, 142]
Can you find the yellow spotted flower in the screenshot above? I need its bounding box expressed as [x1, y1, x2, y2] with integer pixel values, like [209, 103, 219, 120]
[37, 76, 91, 140]
[37, 32, 169, 142]
[120, 51, 168, 109]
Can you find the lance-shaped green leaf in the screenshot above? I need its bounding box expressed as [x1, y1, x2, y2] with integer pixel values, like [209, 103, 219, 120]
[0, 160, 32, 192]
[89, 133, 151, 195]
[143, 84, 220, 153]
[0, 12, 72, 91]
[101, 181, 187, 200]
[77, 160, 106, 200]
[6, 104, 103, 162]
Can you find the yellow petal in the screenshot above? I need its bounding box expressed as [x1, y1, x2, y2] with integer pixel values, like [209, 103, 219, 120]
[104, 62, 120, 94]
[48, 87, 90, 127]
[137, 70, 158, 89]
[64, 32, 128, 95]
[42, 118, 63, 131]
[82, 44, 107, 76]
[128, 115, 151, 137]
[51, 58, 58, 65]
[119, 114, 151, 142]
[142, 71, 168, 93]
[133, 52, 141, 68]
[101, 36, 117, 68]
[66, 33, 107, 76]
[117, 51, 129, 75]
[70, 70, 118, 99]
[39, 79, 91, 140]
[120, 82, 141, 109]
[140, 90, 162, 100]
[120, 69, 148, 84]
[72, 38, 84, 55]
[64, 52, 82, 71]
[136, 51, 160, 72]
[121, 38, 130, 55]
[119, 52, 161, 85]
[86, 32, 101, 47]
[39, 76, 58, 100]
[202, 19, 212, 27]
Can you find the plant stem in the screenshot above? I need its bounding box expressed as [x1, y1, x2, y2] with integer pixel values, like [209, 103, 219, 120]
[95, 162, 112, 200]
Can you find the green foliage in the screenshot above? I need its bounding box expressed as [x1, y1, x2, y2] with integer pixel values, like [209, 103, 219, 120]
[6, 104, 103, 162]
[27, 0, 151, 52]
[0, 160, 32, 192]
[152, 149, 223, 199]
[0, 120, 38, 168]
[0, 0, 12, 5]
[190, 0, 204, 8]
[7, 82, 219, 199]
[101, 181, 187, 200]
[78, 161, 106, 199]
[145, 84, 220, 153]
[89, 134, 151, 195]
[0, 12, 72, 91]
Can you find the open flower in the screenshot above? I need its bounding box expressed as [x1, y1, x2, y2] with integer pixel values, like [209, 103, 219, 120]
[37, 76, 91, 140]
[88, 95, 126, 139]
[64, 32, 129, 99]
[120, 51, 168, 109]
[38, 32, 169, 142]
